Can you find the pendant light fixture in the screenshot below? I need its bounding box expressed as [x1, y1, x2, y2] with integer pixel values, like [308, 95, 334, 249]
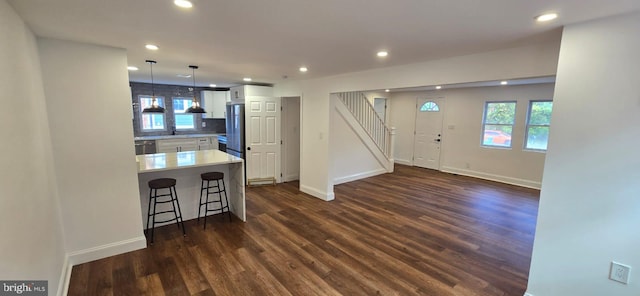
[142, 60, 165, 113]
[186, 65, 206, 113]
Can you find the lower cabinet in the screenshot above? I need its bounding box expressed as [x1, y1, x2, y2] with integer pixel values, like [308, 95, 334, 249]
[157, 136, 219, 153]
[197, 136, 219, 151]
[156, 138, 198, 153]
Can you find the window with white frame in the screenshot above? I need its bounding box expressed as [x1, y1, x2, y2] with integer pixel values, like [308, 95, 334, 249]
[482, 101, 516, 148]
[139, 96, 166, 131]
[525, 100, 553, 150]
[172, 97, 195, 130]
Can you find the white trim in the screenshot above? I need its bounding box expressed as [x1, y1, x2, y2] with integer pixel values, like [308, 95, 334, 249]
[394, 158, 413, 166]
[67, 236, 147, 266]
[300, 184, 335, 201]
[441, 166, 541, 189]
[56, 255, 71, 296]
[524, 293, 535, 296]
[333, 168, 386, 185]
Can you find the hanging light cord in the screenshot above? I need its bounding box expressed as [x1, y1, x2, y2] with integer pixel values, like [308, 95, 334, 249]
[150, 61, 155, 98]
[192, 66, 197, 106]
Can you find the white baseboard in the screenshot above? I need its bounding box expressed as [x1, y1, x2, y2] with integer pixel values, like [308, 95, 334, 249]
[333, 168, 386, 185]
[524, 293, 535, 296]
[67, 236, 147, 266]
[441, 166, 541, 189]
[57, 255, 71, 296]
[300, 184, 335, 201]
[394, 159, 413, 166]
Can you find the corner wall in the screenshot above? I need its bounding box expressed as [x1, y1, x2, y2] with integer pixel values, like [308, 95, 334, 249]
[38, 38, 146, 263]
[527, 12, 640, 295]
[0, 0, 67, 294]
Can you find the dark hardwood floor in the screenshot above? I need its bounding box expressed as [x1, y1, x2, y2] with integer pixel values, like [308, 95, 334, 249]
[68, 165, 539, 295]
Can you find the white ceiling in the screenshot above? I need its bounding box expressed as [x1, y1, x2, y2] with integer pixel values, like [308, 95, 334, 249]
[8, 0, 640, 87]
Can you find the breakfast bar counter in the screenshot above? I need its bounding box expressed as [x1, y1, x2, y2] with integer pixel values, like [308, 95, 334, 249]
[136, 150, 246, 225]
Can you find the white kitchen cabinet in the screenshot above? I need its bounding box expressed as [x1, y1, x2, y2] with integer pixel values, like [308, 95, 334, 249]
[229, 85, 273, 103]
[196, 136, 219, 151]
[210, 136, 219, 150]
[157, 138, 198, 153]
[201, 91, 229, 119]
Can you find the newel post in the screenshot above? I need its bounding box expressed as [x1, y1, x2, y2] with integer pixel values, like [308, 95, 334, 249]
[388, 127, 396, 172]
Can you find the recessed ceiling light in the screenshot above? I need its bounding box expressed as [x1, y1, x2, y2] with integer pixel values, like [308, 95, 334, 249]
[377, 51, 388, 57]
[299, 67, 308, 72]
[500, 81, 508, 85]
[176, 74, 192, 78]
[243, 77, 252, 82]
[385, 89, 390, 92]
[145, 44, 159, 50]
[174, 0, 193, 8]
[127, 66, 139, 71]
[435, 86, 442, 90]
[209, 84, 217, 87]
[535, 13, 558, 22]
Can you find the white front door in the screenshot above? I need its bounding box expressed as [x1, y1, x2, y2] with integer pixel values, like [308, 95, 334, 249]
[245, 97, 281, 184]
[413, 98, 444, 170]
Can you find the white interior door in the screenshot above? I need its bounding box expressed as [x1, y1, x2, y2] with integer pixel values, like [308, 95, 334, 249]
[246, 97, 281, 184]
[281, 97, 300, 182]
[413, 98, 444, 170]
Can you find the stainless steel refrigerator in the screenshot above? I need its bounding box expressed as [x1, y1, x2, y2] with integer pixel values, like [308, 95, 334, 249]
[225, 103, 245, 159]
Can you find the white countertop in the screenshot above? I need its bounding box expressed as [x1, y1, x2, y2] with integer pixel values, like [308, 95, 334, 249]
[134, 133, 223, 141]
[136, 150, 242, 173]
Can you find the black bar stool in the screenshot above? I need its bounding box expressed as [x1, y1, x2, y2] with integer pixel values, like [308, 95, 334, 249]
[197, 172, 232, 229]
[146, 178, 186, 244]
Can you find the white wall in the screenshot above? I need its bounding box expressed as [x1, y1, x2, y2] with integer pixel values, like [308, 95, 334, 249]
[389, 83, 554, 188]
[331, 98, 385, 184]
[0, 0, 67, 294]
[527, 12, 640, 296]
[38, 38, 146, 263]
[275, 40, 561, 200]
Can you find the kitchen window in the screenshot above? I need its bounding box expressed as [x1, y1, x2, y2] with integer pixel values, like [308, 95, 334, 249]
[482, 101, 516, 148]
[525, 100, 553, 151]
[139, 96, 166, 131]
[173, 98, 195, 130]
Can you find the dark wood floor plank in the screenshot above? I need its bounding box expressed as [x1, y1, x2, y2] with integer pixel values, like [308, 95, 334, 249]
[232, 247, 294, 296]
[135, 273, 165, 296]
[67, 263, 90, 296]
[68, 165, 539, 295]
[112, 252, 139, 296]
[85, 258, 113, 296]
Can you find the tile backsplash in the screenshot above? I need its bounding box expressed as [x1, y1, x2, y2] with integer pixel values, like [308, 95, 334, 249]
[131, 82, 228, 137]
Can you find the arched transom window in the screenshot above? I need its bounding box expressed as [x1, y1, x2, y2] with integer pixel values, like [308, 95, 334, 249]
[420, 101, 440, 112]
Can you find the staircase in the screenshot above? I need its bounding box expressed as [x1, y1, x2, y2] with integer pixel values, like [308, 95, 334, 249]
[336, 91, 395, 172]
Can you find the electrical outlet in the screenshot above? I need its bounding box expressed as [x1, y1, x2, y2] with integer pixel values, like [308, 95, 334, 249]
[610, 261, 631, 284]
[202, 121, 206, 127]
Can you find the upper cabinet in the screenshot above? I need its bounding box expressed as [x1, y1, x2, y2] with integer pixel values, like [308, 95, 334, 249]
[201, 90, 229, 119]
[229, 85, 273, 103]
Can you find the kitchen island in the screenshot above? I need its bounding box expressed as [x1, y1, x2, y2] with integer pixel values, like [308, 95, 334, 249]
[136, 150, 245, 227]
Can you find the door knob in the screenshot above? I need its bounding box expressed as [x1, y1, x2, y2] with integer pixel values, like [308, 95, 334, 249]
[247, 147, 251, 150]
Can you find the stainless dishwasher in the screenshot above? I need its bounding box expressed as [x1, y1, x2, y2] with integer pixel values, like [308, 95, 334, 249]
[134, 140, 156, 155]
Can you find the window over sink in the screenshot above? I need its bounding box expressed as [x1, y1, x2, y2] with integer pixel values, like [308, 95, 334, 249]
[172, 97, 195, 130]
[139, 96, 166, 131]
